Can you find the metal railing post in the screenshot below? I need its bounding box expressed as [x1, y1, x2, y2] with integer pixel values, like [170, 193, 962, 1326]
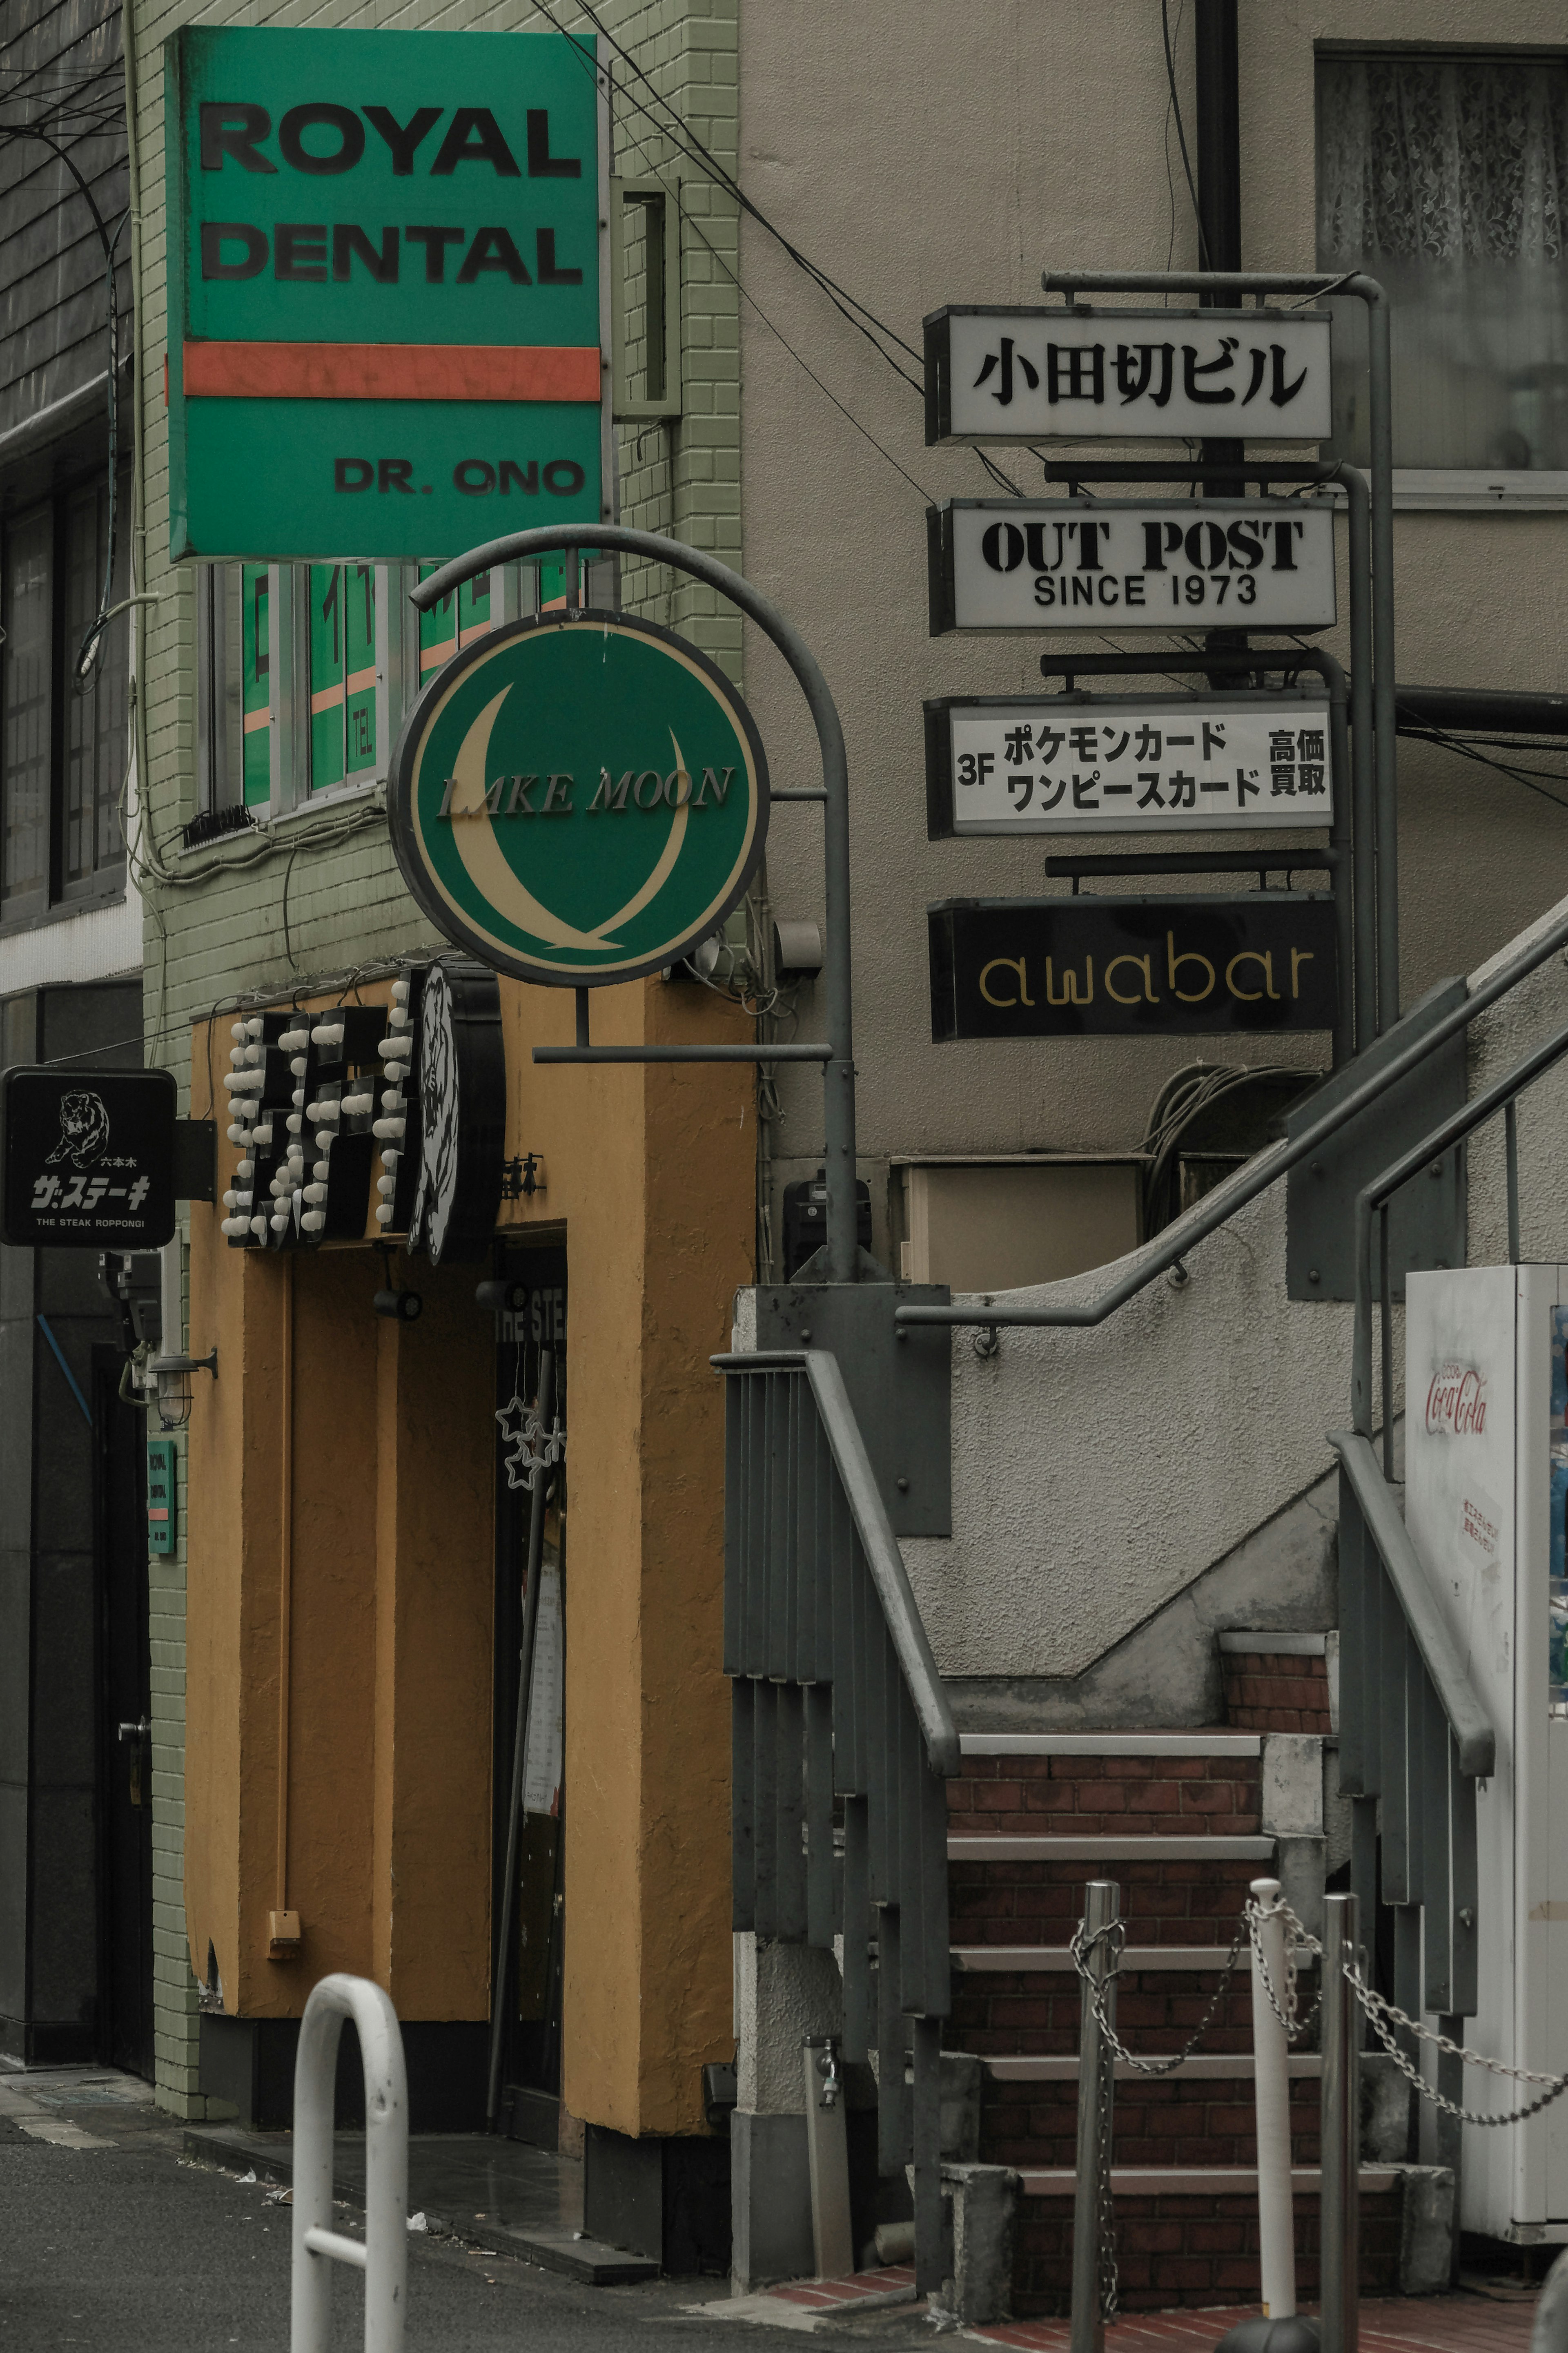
[1248, 1880, 1298, 2320]
[1319, 1893, 1360, 2353]
[291, 1973, 408, 2353]
[1071, 1880, 1119, 2353]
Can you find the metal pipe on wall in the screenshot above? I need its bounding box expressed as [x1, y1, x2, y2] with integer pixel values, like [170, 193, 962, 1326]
[486, 1347, 558, 2125]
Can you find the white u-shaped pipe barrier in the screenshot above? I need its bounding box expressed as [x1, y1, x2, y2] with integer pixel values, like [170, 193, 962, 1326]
[291, 1974, 408, 2353]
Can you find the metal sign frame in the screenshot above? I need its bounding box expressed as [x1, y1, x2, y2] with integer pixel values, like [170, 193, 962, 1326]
[924, 303, 1334, 445]
[386, 605, 771, 987]
[926, 495, 1338, 635]
[164, 27, 614, 561]
[925, 688, 1337, 836]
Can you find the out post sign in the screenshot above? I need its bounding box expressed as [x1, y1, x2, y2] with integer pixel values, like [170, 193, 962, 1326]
[165, 27, 608, 558]
[388, 611, 769, 984]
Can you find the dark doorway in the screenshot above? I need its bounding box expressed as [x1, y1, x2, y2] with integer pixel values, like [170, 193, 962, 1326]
[96, 1350, 153, 2078]
[490, 1246, 568, 2147]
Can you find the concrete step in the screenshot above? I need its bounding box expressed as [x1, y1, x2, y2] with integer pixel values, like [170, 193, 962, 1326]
[953, 1944, 1243, 1971]
[949, 1835, 1274, 1862]
[1018, 2165, 1400, 2197]
[961, 1732, 1261, 1758]
[985, 2053, 1322, 2079]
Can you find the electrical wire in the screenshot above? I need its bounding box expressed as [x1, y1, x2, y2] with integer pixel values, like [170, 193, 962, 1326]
[1159, 0, 1208, 270]
[539, 2, 1027, 501]
[1141, 1059, 1316, 1235]
[1396, 723, 1568, 816]
[541, 0, 926, 383]
[675, 195, 935, 504]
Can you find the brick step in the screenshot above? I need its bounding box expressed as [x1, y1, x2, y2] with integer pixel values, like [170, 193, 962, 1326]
[950, 1836, 1273, 1861]
[951, 1965, 1257, 2058]
[953, 1944, 1248, 1970]
[953, 1744, 1264, 1839]
[986, 2053, 1322, 2079]
[960, 1733, 1262, 1758]
[1019, 2164, 1394, 2195]
[950, 1846, 1265, 1947]
[982, 2075, 1321, 2171]
[1012, 2177, 1404, 2317]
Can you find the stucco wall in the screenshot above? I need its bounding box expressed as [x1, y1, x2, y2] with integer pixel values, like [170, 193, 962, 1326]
[895, 893, 1568, 1685]
[733, 0, 1568, 1222]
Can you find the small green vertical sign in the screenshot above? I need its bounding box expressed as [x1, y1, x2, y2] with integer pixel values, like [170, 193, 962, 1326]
[147, 1438, 176, 1555]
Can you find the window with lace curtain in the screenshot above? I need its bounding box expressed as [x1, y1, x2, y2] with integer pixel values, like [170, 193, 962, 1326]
[1317, 48, 1568, 483]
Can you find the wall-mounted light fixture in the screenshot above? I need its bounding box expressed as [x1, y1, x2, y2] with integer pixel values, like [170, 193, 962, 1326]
[149, 1347, 218, 1429]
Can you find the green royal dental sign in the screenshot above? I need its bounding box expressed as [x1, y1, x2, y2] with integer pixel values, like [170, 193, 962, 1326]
[165, 26, 606, 558]
[388, 611, 770, 984]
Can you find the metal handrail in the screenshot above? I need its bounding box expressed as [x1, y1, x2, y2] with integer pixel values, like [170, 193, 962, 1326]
[896, 894, 1568, 1330]
[711, 1347, 960, 1776]
[1353, 1009, 1568, 1457]
[1328, 1431, 1495, 1776]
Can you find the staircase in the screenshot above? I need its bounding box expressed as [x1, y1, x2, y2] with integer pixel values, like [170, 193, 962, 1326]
[949, 1726, 1403, 2318]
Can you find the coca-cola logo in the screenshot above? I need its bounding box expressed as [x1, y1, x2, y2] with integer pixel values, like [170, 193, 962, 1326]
[1425, 1362, 1488, 1437]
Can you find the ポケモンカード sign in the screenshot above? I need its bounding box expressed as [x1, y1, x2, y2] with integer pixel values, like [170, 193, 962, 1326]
[165, 27, 607, 559]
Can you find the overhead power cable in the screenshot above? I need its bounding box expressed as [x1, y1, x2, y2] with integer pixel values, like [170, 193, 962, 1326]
[1159, 0, 1208, 268]
[535, 6, 1028, 500]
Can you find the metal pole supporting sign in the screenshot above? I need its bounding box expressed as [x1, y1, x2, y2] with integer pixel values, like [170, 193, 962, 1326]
[291, 1973, 409, 2353]
[410, 526, 862, 1285]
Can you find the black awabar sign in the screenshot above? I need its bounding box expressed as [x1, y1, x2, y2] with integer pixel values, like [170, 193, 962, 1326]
[929, 895, 1339, 1041]
[1, 1067, 177, 1247]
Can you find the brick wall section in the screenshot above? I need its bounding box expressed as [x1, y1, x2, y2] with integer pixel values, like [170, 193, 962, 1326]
[128, 0, 739, 2118]
[951, 1960, 1256, 2060]
[953, 1749, 1263, 1838]
[1223, 1652, 1333, 1733]
[949, 1752, 1266, 1956]
[1012, 2189, 1403, 2317]
[983, 2074, 1321, 2172]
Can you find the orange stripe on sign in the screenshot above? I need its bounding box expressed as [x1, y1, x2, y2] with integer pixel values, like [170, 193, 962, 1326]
[183, 341, 602, 403]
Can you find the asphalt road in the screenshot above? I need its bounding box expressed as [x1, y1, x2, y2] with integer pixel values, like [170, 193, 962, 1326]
[0, 2080, 936, 2351]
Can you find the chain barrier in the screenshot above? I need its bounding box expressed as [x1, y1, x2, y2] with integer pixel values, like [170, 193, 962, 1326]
[1094, 2009, 1119, 2325]
[1069, 1913, 1251, 2078]
[1247, 1889, 1324, 2043]
[1344, 1960, 1568, 2129]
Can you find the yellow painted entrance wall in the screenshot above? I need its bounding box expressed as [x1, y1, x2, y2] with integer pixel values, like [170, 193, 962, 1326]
[185, 972, 751, 2136]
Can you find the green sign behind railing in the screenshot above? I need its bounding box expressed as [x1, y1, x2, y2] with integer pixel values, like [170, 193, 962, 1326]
[388, 613, 770, 984]
[165, 26, 608, 559]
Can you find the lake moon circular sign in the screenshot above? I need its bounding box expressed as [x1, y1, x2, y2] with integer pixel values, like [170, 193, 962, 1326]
[389, 611, 769, 984]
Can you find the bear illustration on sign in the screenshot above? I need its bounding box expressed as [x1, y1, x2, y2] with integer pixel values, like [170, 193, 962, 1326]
[46, 1091, 111, 1171]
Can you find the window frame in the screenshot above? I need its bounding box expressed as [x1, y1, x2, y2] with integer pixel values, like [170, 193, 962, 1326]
[0, 474, 131, 933]
[1316, 38, 1568, 508]
[194, 562, 540, 834]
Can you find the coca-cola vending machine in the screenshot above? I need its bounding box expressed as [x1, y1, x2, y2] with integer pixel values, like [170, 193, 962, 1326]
[1405, 1265, 1568, 2244]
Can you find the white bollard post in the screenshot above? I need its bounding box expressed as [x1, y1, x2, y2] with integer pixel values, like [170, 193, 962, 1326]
[1248, 1878, 1298, 2321]
[291, 1973, 408, 2353]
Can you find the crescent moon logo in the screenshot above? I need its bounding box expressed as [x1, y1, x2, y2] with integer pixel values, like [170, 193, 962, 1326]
[394, 611, 768, 986]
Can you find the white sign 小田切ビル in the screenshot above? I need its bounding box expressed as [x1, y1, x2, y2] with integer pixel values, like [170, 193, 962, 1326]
[925, 306, 1333, 444]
